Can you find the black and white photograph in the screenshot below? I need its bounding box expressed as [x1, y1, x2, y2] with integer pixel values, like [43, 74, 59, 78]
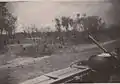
[0, 0, 120, 84]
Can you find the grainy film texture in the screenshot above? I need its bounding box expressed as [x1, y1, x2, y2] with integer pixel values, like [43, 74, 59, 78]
[0, 0, 120, 84]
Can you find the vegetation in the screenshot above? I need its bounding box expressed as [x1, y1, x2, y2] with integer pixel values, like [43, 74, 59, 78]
[0, 2, 17, 50]
[54, 13, 105, 33]
[0, 3, 119, 57]
[13, 12, 120, 57]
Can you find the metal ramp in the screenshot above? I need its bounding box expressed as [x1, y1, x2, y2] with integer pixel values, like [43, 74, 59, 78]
[20, 66, 91, 84]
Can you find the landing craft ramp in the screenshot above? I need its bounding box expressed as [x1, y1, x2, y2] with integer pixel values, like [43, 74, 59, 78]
[20, 65, 91, 84]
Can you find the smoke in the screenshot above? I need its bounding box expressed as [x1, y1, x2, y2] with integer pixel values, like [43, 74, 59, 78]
[108, 0, 120, 25]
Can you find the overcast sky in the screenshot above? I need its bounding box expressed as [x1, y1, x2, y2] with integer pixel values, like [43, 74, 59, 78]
[8, 0, 112, 32]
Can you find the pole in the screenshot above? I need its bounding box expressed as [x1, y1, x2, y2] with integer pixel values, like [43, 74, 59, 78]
[88, 34, 108, 53]
[88, 34, 114, 57]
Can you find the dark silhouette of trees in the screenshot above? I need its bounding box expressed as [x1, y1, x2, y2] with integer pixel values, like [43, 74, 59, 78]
[81, 16, 105, 33]
[4, 12, 17, 38]
[0, 2, 17, 48]
[55, 18, 61, 32]
[0, 2, 17, 37]
[2, 3, 17, 37]
[0, 2, 7, 35]
[55, 13, 105, 33]
[0, 2, 7, 49]
[61, 16, 70, 31]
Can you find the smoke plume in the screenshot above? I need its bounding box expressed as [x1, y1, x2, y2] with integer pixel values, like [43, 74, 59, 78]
[108, 0, 120, 25]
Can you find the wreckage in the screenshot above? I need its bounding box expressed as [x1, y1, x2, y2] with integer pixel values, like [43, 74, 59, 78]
[21, 34, 120, 84]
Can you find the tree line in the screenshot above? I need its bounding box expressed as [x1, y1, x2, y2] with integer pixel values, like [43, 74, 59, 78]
[54, 13, 106, 33]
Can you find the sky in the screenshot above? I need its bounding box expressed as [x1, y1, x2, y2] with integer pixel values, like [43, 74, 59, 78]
[7, 0, 113, 32]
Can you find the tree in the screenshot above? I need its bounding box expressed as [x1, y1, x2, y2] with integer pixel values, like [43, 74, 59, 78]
[0, 2, 17, 38]
[4, 11, 17, 39]
[81, 15, 104, 33]
[61, 16, 70, 31]
[0, 2, 7, 35]
[68, 18, 74, 28]
[55, 18, 61, 32]
[0, 2, 8, 49]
